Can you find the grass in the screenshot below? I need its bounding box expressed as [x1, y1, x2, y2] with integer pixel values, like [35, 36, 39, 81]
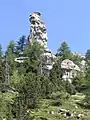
[30, 93, 90, 120]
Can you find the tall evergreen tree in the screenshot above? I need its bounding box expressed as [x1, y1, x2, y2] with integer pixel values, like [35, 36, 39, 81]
[15, 35, 26, 55]
[23, 41, 44, 74]
[85, 49, 90, 60]
[80, 66, 90, 108]
[49, 58, 64, 92]
[57, 41, 71, 60]
[6, 41, 16, 75]
[0, 44, 5, 83]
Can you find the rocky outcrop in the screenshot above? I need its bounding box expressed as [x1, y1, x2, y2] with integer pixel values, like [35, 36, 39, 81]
[28, 12, 56, 75]
[61, 59, 80, 71]
[40, 49, 56, 75]
[61, 59, 80, 83]
[29, 12, 48, 48]
[15, 12, 56, 74]
[15, 12, 82, 78]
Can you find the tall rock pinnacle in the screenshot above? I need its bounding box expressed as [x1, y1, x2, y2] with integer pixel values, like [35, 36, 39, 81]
[29, 12, 48, 48]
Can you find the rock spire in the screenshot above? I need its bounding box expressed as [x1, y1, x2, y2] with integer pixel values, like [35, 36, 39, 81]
[29, 12, 48, 48]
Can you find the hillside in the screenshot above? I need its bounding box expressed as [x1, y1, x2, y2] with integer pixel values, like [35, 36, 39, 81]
[30, 93, 90, 120]
[0, 12, 90, 120]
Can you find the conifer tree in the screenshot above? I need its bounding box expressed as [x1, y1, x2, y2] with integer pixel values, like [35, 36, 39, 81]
[57, 41, 71, 60]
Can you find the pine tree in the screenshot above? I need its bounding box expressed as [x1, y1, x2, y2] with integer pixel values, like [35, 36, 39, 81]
[0, 44, 5, 84]
[6, 41, 16, 75]
[23, 40, 44, 74]
[49, 58, 64, 92]
[57, 41, 71, 60]
[15, 35, 26, 55]
[85, 49, 90, 60]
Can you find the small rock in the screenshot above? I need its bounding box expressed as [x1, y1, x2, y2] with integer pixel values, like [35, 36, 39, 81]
[48, 110, 55, 114]
[64, 111, 71, 118]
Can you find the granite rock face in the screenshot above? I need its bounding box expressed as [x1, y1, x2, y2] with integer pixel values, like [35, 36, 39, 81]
[28, 12, 56, 75]
[15, 12, 56, 74]
[15, 12, 82, 78]
[40, 49, 56, 75]
[61, 59, 80, 83]
[29, 12, 48, 48]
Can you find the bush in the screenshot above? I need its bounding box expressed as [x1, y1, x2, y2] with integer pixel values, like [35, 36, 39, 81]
[50, 91, 62, 100]
[49, 91, 70, 100]
[64, 81, 76, 95]
[50, 100, 62, 106]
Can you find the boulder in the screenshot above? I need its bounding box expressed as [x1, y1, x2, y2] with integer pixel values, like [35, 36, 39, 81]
[61, 59, 80, 82]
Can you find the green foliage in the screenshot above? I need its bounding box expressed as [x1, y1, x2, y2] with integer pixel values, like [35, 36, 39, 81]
[23, 41, 44, 74]
[72, 72, 85, 92]
[71, 53, 83, 67]
[82, 66, 90, 108]
[49, 91, 69, 100]
[57, 41, 71, 60]
[6, 41, 16, 75]
[64, 81, 76, 95]
[7, 41, 16, 53]
[1, 37, 90, 119]
[15, 35, 26, 55]
[85, 49, 90, 60]
[0, 44, 2, 59]
[49, 59, 64, 92]
[10, 70, 21, 89]
[0, 44, 5, 83]
[38, 75, 52, 98]
[0, 91, 16, 119]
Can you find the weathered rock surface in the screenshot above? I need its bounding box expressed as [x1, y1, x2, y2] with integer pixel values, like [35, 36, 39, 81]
[41, 49, 56, 74]
[61, 59, 80, 71]
[29, 12, 48, 48]
[61, 59, 80, 82]
[15, 12, 56, 75]
[15, 12, 84, 78]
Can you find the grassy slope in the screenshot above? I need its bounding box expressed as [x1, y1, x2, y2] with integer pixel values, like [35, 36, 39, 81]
[30, 93, 90, 120]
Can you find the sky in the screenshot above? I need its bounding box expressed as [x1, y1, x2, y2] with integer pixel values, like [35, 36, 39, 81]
[0, 0, 90, 54]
